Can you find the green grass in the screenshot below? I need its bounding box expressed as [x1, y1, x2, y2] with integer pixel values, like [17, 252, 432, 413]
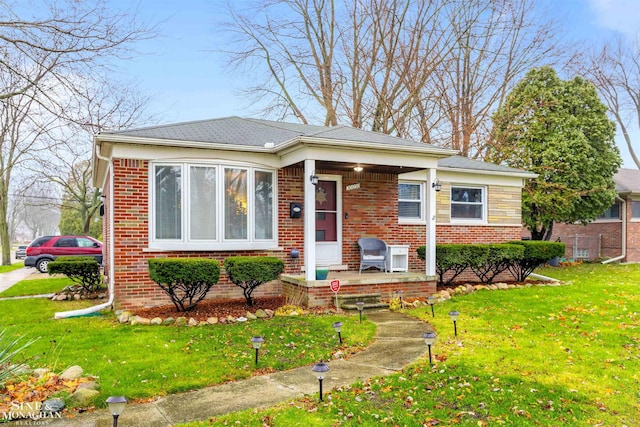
[0, 262, 24, 274]
[189, 263, 640, 426]
[0, 296, 376, 408]
[0, 277, 74, 297]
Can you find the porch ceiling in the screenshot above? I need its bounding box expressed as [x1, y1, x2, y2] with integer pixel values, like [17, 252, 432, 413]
[291, 160, 424, 175]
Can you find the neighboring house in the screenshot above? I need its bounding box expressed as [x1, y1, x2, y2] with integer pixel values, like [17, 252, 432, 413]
[92, 117, 535, 309]
[550, 168, 640, 263]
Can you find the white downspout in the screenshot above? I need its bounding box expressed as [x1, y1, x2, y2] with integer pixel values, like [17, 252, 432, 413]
[602, 195, 626, 264]
[55, 144, 115, 319]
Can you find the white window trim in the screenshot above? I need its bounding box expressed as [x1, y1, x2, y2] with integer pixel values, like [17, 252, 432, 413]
[450, 185, 487, 224]
[149, 161, 278, 251]
[398, 181, 426, 225]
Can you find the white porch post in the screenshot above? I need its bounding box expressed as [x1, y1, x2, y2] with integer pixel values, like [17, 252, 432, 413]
[425, 168, 437, 276]
[304, 159, 317, 280]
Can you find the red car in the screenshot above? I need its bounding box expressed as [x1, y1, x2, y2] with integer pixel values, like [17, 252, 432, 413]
[24, 236, 103, 273]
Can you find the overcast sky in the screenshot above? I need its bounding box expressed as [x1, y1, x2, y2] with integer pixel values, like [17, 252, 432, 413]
[110, 0, 639, 167]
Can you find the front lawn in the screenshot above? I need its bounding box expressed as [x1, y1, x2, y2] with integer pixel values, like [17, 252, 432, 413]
[0, 262, 24, 274]
[193, 263, 640, 426]
[0, 297, 376, 408]
[0, 277, 74, 297]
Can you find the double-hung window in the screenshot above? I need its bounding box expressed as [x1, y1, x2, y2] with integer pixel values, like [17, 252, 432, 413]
[632, 200, 640, 220]
[597, 201, 621, 221]
[152, 162, 275, 250]
[451, 186, 485, 222]
[398, 182, 424, 223]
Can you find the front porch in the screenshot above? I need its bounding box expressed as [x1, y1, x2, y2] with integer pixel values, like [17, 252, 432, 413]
[281, 270, 437, 308]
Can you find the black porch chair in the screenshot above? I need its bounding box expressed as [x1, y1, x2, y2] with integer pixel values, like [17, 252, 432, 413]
[358, 238, 388, 274]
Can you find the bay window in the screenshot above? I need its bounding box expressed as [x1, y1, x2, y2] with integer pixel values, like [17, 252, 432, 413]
[151, 162, 276, 249]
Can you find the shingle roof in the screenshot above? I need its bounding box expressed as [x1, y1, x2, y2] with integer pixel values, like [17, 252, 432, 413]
[105, 116, 451, 152]
[614, 168, 640, 194]
[438, 155, 537, 177]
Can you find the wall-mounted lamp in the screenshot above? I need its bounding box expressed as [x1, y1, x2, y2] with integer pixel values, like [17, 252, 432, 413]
[432, 178, 442, 192]
[353, 166, 363, 172]
[310, 174, 319, 186]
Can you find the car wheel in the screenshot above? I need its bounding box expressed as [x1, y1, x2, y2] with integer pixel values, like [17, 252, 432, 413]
[36, 258, 51, 273]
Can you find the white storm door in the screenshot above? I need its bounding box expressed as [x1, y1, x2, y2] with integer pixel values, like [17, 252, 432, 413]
[315, 177, 342, 266]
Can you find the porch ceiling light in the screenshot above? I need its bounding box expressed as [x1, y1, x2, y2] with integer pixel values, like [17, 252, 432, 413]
[310, 174, 319, 186]
[432, 178, 442, 192]
[354, 166, 363, 172]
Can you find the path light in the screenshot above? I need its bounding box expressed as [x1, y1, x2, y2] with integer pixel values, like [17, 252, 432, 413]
[449, 310, 460, 337]
[422, 331, 437, 365]
[312, 361, 330, 401]
[332, 321, 343, 344]
[251, 336, 264, 366]
[106, 396, 127, 427]
[427, 296, 436, 317]
[355, 301, 365, 323]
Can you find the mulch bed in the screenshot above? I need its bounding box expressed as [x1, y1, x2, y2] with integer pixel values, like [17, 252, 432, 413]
[133, 296, 288, 321]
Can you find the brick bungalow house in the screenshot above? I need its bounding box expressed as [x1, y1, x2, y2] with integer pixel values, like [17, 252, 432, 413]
[90, 117, 535, 310]
[550, 168, 640, 263]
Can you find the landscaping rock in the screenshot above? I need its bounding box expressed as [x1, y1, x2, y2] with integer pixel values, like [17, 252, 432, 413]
[198, 321, 208, 326]
[42, 398, 65, 414]
[439, 290, 451, 300]
[412, 300, 422, 308]
[226, 315, 236, 323]
[55, 294, 67, 301]
[236, 317, 247, 322]
[188, 317, 198, 327]
[76, 381, 98, 391]
[246, 311, 257, 320]
[150, 317, 163, 325]
[33, 368, 50, 378]
[60, 365, 83, 380]
[163, 317, 175, 325]
[254, 309, 268, 318]
[218, 317, 227, 324]
[264, 309, 275, 317]
[488, 284, 498, 290]
[131, 316, 151, 326]
[98, 293, 106, 299]
[496, 283, 509, 290]
[206, 317, 218, 325]
[68, 388, 100, 406]
[175, 317, 187, 326]
[117, 311, 131, 324]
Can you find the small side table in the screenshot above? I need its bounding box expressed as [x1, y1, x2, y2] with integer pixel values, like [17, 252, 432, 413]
[386, 245, 409, 272]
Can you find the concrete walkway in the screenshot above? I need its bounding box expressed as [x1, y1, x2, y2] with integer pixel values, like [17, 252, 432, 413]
[48, 311, 431, 427]
[0, 267, 37, 293]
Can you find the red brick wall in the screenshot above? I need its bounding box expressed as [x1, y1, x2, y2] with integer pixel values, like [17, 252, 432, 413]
[550, 222, 621, 260]
[107, 161, 524, 309]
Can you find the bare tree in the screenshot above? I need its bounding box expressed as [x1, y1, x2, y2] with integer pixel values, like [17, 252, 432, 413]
[223, 0, 451, 137]
[432, 0, 559, 157]
[584, 36, 640, 169]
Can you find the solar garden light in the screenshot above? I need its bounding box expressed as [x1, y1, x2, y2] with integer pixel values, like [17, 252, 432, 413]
[312, 361, 330, 401]
[356, 301, 365, 323]
[427, 296, 436, 317]
[106, 396, 127, 427]
[251, 336, 264, 366]
[422, 331, 437, 365]
[449, 310, 460, 337]
[332, 321, 343, 344]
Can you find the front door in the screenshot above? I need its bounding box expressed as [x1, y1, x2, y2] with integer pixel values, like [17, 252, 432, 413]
[315, 177, 342, 266]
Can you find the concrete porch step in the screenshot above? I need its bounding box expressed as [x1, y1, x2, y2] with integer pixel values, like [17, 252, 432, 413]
[337, 293, 389, 312]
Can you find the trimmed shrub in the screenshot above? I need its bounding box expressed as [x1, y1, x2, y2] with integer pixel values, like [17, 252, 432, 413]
[224, 256, 284, 306]
[48, 257, 102, 293]
[507, 240, 566, 281]
[470, 244, 525, 284]
[417, 244, 488, 286]
[148, 258, 220, 312]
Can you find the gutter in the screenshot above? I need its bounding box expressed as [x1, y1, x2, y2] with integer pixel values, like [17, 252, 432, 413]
[55, 146, 115, 319]
[602, 195, 626, 264]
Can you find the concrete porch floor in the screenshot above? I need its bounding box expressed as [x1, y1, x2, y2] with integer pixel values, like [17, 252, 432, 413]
[281, 270, 435, 287]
